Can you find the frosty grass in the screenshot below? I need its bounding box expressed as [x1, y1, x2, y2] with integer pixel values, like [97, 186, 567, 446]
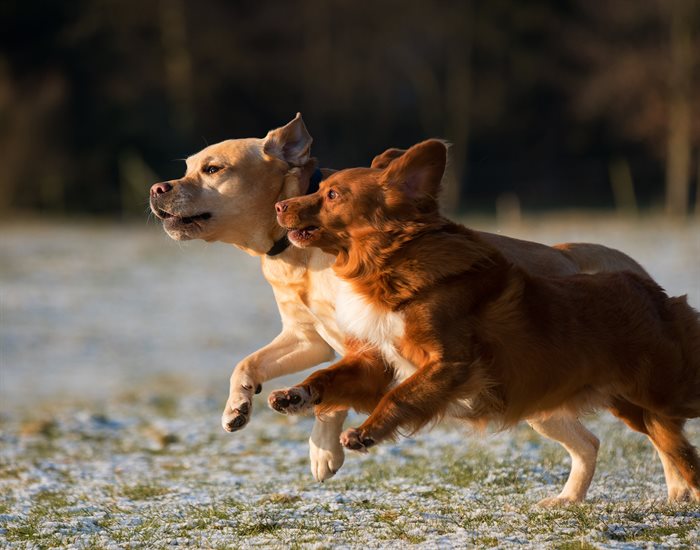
[1, 216, 699, 548]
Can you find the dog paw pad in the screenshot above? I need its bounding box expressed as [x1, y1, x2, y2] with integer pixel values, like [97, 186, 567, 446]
[227, 414, 247, 431]
[221, 399, 253, 433]
[268, 387, 314, 414]
[340, 428, 375, 452]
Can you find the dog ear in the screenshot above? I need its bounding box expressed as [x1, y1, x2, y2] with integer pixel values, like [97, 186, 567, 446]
[380, 140, 447, 205]
[370, 148, 407, 169]
[263, 112, 313, 166]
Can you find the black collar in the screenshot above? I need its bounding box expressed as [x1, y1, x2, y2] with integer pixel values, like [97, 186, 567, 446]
[265, 234, 290, 256]
[266, 168, 324, 257]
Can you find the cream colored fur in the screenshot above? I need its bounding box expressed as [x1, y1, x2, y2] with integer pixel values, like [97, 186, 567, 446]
[151, 114, 347, 480]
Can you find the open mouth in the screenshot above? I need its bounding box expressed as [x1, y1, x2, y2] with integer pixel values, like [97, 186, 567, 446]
[288, 226, 319, 245]
[155, 208, 212, 225]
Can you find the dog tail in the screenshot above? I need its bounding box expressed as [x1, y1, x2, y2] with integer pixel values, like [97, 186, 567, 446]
[553, 242, 651, 278]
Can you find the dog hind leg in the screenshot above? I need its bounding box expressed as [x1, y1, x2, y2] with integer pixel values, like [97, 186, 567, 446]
[651, 443, 693, 502]
[608, 399, 693, 502]
[309, 409, 347, 482]
[643, 412, 700, 502]
[527, 415, 599, 507]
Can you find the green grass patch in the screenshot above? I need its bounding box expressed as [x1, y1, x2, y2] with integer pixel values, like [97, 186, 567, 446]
[4, 519, 43, 543]
[34, 489, 71, 509]
[0, 462, 27, 479]
[628, 523, 693, 543]
[120, 482, 170, 500]
[235, 520, 282, 537]
[554, 541, 599, 550]
[473, 535, 500, 547]
[259, 493, 302, 505]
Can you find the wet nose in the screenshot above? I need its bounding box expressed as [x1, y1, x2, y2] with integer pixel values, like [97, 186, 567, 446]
[150, 182, 172, 197]
[275, 201, 288, 214]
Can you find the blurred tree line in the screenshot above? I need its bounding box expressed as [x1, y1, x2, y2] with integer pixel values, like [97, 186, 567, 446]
[0, 0, 698, 217]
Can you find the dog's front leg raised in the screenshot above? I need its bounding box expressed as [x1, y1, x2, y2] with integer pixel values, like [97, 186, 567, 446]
[222, 328, 335, 432]
[341, 360, 485, 451]
[268, 349, 394, 415]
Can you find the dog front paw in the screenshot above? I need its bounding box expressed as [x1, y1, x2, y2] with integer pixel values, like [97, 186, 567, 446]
[268, 386, 318, 415]
[340, 427, 375, 453]
[221, 382, 261, 432]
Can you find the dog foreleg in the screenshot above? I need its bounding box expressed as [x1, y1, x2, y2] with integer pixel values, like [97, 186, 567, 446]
[222, 328, 336, 432]
[644, 413, 700, 502]
[268, 350, 394, 415]
[340, 360, 484, 452]
[527, 415, 599, 507]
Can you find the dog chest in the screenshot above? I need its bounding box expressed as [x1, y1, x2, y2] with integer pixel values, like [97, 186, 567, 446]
[263, 253, 345, 354]
[336, 281, 417, 381]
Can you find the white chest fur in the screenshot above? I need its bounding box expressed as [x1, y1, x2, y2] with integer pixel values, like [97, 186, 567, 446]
[336, 280, 417, 382]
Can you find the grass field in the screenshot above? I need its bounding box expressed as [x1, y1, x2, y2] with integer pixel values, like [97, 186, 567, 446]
[1, 216, 699, 548]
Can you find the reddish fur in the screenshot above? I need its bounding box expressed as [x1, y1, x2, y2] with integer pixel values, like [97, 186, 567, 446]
[277, 139, 700, 493]
[300, 340, 395, 416]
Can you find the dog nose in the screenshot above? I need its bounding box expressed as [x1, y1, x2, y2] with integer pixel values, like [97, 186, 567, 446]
[150, 182, 172, 197]
[275, 201, 288, 214]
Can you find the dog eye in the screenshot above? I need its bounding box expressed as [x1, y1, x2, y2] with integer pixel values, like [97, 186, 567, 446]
[327, 189, 338, 200]
[203, 165, 221, 175]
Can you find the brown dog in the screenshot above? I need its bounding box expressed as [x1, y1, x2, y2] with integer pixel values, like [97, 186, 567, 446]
[270, 139, 700, 503]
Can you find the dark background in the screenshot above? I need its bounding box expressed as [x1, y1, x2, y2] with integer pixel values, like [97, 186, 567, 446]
[1, 0, 698, 217]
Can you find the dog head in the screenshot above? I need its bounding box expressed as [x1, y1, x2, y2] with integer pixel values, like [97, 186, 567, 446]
[149, 113, 313, 252]
[275, 139, 447, 254]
